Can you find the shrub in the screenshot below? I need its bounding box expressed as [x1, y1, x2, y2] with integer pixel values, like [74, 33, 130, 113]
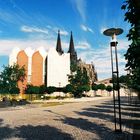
[97, 84, 106, 90]
[92, 84, 98, 91]
[62, 84, 74, 93]
[81, 85, 90, 92]
[25, 85, 40, 94]
[46, 86, 56, 94]
[9, 87, 20, 94]
[106, 85, 113, 92]
[39, 85, 46, 94]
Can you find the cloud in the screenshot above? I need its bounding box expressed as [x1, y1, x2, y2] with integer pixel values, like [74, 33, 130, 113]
[117, 39, 130, 51]
[21, 25, 48, 34]
[0, 39, 56, 56]
[81, 24, 94, 33]
[70, 0, 86, 21]
[51, 26, 69, 36]
[77, 42, 127, 80]
[60, 30, 69, 36]
[0, 24, 70, 56]
[0, 36, 70, 56]
[76, 41, 91, 49]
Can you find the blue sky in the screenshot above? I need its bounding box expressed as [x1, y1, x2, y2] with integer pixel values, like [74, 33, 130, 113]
[0, 0, 130, 80]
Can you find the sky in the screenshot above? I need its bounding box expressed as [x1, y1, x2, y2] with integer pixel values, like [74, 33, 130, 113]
[0, 0, 130, 80]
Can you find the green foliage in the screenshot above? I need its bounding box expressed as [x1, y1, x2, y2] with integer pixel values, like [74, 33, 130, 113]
[69, 67, 90, 86]
[9, 87, 20, 94]
[70, 61, 77, 72]
[92, 84, 98, 91]
[106, 85, 113, 92]
[25, 85, 57, 95]
[119, 75, 128, 83]
[97, 84, 106, 90]
[81, 85, 90, 92]
[0, 64, 26, 94]
[62, 84, 74, 93]
[122, 0, 140, 92]
[46, 86, 56, 94]
[39, 85, 46, 94]
[68, 67, 90, 97]
[119, 75, 133, 88]
[25, 85, 40, 94]
[25, 85, 46, 94]
[97, 84, 106, 94]
[24, 85, 40, 101]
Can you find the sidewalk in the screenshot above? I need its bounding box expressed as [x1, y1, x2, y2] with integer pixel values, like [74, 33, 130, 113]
[33, 96, 113, 103]
[132, 97, 140, 140]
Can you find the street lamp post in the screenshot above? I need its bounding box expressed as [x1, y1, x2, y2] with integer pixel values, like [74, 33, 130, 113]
[103, 28, 123, 132]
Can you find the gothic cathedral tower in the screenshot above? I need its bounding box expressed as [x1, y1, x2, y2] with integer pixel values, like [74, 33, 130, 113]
[68, 31, 77, 71]
[56, 30, 64, 55]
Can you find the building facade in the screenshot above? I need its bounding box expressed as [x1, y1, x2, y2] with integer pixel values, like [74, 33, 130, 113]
[77, 59, 98, 86]
[9, 31, 97, 93]
[47, 48, 70, 87]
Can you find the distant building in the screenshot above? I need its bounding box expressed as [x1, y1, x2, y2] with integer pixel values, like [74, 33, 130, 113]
[96, 78, 112, 86]
[77, 59, 98, 85]
[9, 31, 97, 93]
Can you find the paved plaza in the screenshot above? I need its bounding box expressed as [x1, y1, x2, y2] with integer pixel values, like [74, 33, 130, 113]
[0, 96, 139, 140]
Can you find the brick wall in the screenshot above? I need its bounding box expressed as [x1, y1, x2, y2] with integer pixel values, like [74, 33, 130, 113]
[17, 50, 28, 94]
[31, 51, 43, 86]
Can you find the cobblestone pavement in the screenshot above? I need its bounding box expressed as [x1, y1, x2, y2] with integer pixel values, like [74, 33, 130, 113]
[0, 96, 137, 140]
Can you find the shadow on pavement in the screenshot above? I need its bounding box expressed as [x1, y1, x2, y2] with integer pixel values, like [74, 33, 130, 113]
[0, 118, 73, 140]
[73, 96, 140, 140]
[44, 97, 135, 140]
[1, 96, 139, 140]
[60, 116, 112, 139]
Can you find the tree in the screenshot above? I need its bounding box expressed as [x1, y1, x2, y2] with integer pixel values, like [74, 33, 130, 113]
[97, 84, 106, 94]
[106, 85, 113, 96]
[92, 84, 98, 95]
[62, 84, 74, 93]
[68, 67, 90, 97]
[82, 68, 90, 85]
[119, 75, 132, 88]
[122, 0, 140, 93]
[119, 75, 128, 84]
[70, 61, 77, 72]
[69, 67, 89, 86]
[0, 64, 26, 94]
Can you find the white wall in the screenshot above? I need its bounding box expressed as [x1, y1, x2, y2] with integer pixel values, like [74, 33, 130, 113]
[37, 47, 47, 83]
[25, 47, 34, 83]
[9, 47, 20, 66]
[47, 48, 70, 87]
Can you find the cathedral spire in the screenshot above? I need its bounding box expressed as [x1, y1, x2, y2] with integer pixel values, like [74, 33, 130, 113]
[68, 31, 77, 66]
[68, 31, 75, 53]
[56, 30, 63, 54]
